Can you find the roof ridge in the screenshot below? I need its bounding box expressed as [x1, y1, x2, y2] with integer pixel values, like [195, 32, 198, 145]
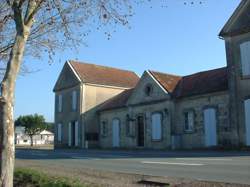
[149, 70, 182, 78]
[183, 67, 227, 78]
[69, 60, 137, 74]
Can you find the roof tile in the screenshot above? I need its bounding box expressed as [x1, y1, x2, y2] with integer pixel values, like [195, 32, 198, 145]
[70, 60, 139, 88]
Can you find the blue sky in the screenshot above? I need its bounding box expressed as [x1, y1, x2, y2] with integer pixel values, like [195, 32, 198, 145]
[15, 0, 240, 122]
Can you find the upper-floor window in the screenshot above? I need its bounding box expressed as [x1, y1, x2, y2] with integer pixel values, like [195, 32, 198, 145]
[240, 41, 250, 76]
[184, 111, 194, 132]
[151, 113, 162, 141]
[72, 90, 77, 111]
[58, 94, 62, 112]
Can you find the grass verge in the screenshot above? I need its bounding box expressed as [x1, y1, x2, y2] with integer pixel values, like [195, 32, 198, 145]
[14, 168, 87, 187]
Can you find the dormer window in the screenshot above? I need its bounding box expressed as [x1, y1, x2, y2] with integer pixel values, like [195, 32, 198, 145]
[145, 84, 153, 96]
[240, 41, 250, 77]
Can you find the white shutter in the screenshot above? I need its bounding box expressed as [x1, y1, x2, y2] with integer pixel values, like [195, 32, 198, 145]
[72, 91, 77, 110]
[112, 119, 120, 147]
[240, 41, 250, 76]
[68, 123, 72, 146]
[204, 108, 217, 146]
[188, 112, 194, 131]
[57, 123, 62, 141]
[244, 99, 250, 146]
[58, 94, 62, 112]
[152, 113, 162, 140]
[75, 121, 79, 146]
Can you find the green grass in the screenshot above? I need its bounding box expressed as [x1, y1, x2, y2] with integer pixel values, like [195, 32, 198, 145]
[14, 168, 87, 187]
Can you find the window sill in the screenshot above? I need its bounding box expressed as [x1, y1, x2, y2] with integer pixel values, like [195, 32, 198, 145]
[151, 139, 163, 142]
[241, 75, 250, 80]
[184, 130, 194, 134]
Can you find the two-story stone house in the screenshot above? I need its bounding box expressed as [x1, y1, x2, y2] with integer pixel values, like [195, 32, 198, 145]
[53, 61, 139, 148]
[54, 0, 250, 149]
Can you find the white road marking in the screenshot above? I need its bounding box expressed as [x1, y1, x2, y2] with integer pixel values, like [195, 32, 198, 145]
[141, 161, 204, 166]
[31, 153, 48, 156]
[72, 156, 100, 160]
[176, 158, 232, 161]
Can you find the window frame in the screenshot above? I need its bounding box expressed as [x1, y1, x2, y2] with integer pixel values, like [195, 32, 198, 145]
[240, 41, 250, 78]
[184, 110, 195, 133]
[100, 120, 108, 137]
[126, 120, 134, 137]
[151, 112, 163, 141]
[144, 84, 153, 97]
[72, 90, 77, 111]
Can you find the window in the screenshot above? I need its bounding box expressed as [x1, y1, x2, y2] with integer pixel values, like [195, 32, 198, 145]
[126, 121, 134, 137]
[100, 120, 108, 137]
[145, 84, 153, 96]
[57, 123, 62, 141]
[240, 41, 250, 76]
[151, 113, 162, 141]
[184, 111, 194, 132]
[72, 90, 77, 111]
[58, 94, 62, 112]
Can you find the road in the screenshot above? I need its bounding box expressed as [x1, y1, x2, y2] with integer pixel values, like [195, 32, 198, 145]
[16, 149, 250, 185]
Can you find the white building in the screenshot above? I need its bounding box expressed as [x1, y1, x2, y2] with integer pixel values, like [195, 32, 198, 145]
[15, 126, 54, 145]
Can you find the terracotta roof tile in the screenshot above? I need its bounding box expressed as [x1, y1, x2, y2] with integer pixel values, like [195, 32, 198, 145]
[149, 71, 182, 94]
[98, 89, 133, 111]
[173, 67, 228, 98]
[98, 67, 229, 112]
[69, 60, 139, 88]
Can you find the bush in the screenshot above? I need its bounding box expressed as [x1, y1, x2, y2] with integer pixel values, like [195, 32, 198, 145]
[14, 168, 86, 187]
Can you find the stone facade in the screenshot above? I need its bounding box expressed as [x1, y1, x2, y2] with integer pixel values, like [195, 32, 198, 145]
[173, 92, 230, 149]
[99, 100, 173, 149]
[99, 72, 231, 149]
[54, 61, 139, 148]
[220, 0, 250, 146]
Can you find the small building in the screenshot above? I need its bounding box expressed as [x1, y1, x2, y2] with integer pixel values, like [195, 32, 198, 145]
[15, 127, 54, 145]
[53, 0, 250, 149]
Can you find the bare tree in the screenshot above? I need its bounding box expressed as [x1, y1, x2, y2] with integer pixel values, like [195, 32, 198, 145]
[0, 0, 135, 186]
[0, 0, 203, 186]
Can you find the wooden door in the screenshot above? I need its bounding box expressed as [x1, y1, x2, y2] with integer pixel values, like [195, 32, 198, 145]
[137, 116, 144, 147]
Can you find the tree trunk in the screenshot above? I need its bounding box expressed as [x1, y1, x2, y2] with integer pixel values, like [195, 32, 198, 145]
[0, 31, 28, 187]
[30, 136, 33, 147]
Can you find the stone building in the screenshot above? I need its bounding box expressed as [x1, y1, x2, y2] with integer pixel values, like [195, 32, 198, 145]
[53, 0, 250, 149]
[53, 61, 139, 148]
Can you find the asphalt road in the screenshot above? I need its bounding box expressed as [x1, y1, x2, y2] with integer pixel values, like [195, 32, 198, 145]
[16, 149, 250, 185]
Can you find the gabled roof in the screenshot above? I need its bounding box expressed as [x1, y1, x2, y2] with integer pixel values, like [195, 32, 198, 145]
[40, 130, 53, 135]
[149, 71, 182, 94]
[69, 61, 139, 88]
[98, 67, 229, 112]
[173, 67, 228, 98]
[98, 89, 134, 112]
[219, 0, 250, 37]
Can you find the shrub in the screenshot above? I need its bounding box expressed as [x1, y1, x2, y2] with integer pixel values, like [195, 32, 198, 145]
[14, 168, 86, 187]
